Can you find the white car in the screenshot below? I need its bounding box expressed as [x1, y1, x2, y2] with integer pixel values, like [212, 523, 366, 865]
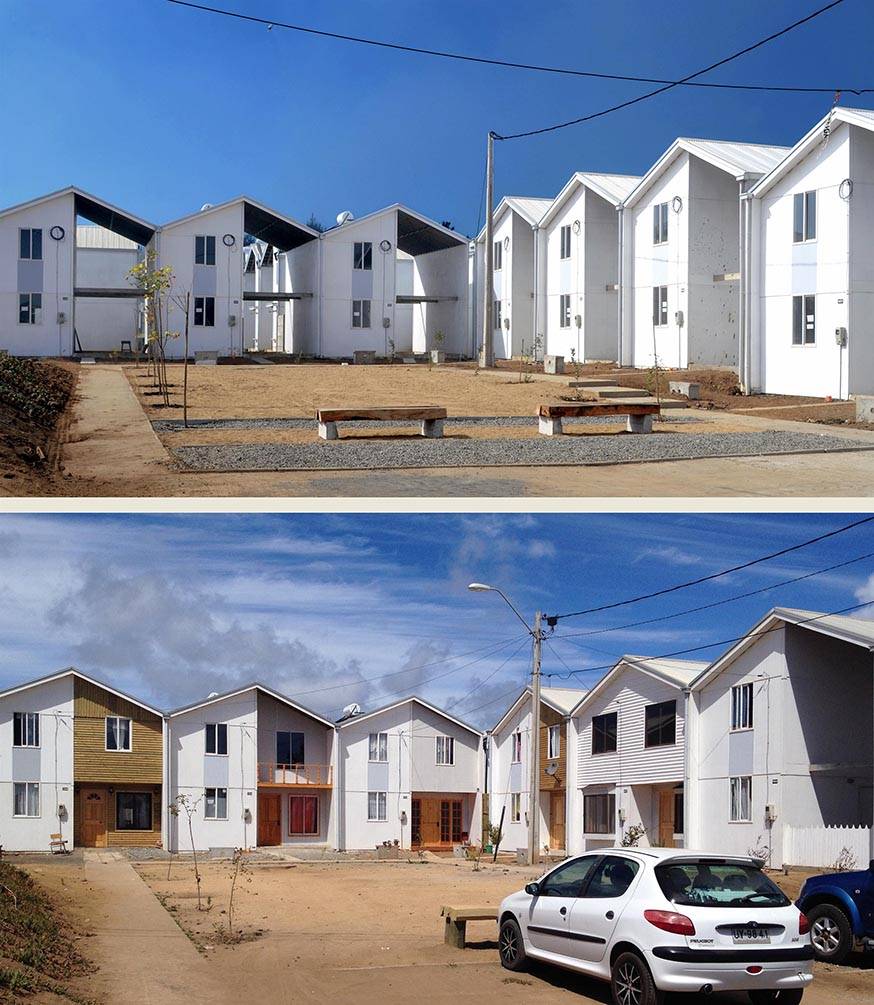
[498, 848, 813, 1005]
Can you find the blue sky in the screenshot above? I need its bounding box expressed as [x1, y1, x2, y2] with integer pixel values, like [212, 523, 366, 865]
[1, 1, 872, 235]
[1, 512, 872, 726]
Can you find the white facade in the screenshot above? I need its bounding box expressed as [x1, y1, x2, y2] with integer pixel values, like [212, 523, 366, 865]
[335, 697, 482, 851]
[686, 609, 874, 868]
[74, 226, 141, 351]
[542, 173, 640, 363]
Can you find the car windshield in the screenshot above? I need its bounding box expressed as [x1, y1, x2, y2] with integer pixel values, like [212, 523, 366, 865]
[655, 860, 790, 908]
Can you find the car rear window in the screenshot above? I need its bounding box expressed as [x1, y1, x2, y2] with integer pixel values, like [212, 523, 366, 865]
[655, 860, 790, 908]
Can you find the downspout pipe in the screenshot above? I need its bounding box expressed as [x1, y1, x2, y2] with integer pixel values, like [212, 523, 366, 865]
[617, 205, 624, 365]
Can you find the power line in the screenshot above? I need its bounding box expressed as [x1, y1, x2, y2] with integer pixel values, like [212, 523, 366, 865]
[497, 0, 847, 139]
[544, 599, 874, 681]
[165, 0, 865, 98]
[552, 515, 874, 621]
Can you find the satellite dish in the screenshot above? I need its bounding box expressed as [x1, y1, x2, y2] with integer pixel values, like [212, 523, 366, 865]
[544, 763, 558, 776]
[336, 210, 354, 226]
[341, 702, 361, 718]
[207, 691, 219, 698]
[200, 203, 214, 212]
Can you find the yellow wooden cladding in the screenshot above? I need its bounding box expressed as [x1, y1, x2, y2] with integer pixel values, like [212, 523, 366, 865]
[73, 678, 163, 784]
[538, 703, 566, 792]
[74, 785, 162, 848]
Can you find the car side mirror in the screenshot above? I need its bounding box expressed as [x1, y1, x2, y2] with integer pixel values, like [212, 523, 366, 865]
[525, 882, 540, 897]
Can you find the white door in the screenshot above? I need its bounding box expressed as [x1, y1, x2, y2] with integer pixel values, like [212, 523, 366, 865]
[525, 855, 599, 958]
[567, 854, 643, 962]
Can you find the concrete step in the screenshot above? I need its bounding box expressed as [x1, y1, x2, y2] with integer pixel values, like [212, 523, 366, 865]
[594, 386, 652, 399]
[567, 377, 623, 388]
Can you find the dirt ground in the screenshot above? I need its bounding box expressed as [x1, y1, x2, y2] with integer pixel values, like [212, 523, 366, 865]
[22, 855, 873, 1005]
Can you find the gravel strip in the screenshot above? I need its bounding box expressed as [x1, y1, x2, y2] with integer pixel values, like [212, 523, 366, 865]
[172, 430, 871, 473]
[153, 414, 699, 432]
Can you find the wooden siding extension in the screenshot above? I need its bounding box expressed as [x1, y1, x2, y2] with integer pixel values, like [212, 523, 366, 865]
[74, 784, 162, 848]
[73, 678, 163, 784]
[539, 703, 566, 792]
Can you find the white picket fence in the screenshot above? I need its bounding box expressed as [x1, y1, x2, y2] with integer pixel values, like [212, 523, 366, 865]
[783, 825, 871, 869]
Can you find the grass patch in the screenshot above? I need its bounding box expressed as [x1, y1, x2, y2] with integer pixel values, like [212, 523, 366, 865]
[0, 356, 73, 426]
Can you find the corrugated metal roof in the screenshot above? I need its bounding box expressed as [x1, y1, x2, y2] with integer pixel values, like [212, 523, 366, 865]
[540, 686, 589, 714]
[622, 655, 709, 686]
[678, 137, 791, 178]
[504, 196, 553, 226]
[76, 224, 139, 251]
[773, 607, 874, 647]
[575, 172, 642, 206]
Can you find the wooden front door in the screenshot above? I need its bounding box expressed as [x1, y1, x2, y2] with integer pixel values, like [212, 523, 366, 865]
[80, 788, 108, 847]
[549, 791, 566, 850]
[258, 793, 282, 846]
[658, 789, 675, 848]
[412, 798, 463, 848]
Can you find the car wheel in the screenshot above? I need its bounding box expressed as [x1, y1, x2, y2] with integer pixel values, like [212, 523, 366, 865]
[498, 917, 527, 972]
[611, 951, 664, 1005]
[807, 903, 853, 964]
[748, 990, 804, 1004]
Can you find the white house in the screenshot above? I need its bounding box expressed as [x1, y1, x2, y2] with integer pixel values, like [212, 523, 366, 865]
[620, 138, 789, 370]
[746, 106, 874, 399]
[568, 656, 706, 856]
[317, 205, 470, 360]
[335, 696, 482, 852]
[488, 686, 587, 856]
[686, 607, 874, 869]
[0, 186, 156, 357]
[166, 683, 336, 852]
[540, 173, 640, 364]
[475, 196, 553, 360]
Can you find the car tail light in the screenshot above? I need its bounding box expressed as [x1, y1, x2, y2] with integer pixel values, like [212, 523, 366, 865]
[798, 912, 810, 936]
[644, 909, 696, 936]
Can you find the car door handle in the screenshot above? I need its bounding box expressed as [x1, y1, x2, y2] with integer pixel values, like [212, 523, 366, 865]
[559, 906, 567, 916]
[605, 911, 614, 920]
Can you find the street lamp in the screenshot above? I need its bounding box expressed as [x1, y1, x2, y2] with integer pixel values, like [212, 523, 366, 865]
[468, 582, 543, 866]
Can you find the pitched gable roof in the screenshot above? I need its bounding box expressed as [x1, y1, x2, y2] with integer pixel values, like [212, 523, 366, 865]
[168, 682, 334, 727]
[335, 695, 481, 737]
[0, 667, 163, 717]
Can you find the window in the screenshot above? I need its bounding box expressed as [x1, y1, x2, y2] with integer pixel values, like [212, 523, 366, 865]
[644, 700, 676, 748]
[653, 202, 669, 244]
[116, 792, 152, 830]
[204, 787, 227, 819]
[368, 732, 388, 762]
[19, 228, 42, 261]
[559, 294, 571, 329]
[368, 791, 387, 821]
[436, 735, 455, 765]
[440, 799, 463, 844]
[276, 731, 305, 766]
[511, 730, 522, 763]
[18, 293, 42, 325]
[105, 716, 132, 751]
[583, 792, 615, 835]
[547, 724, 560, 759]
[584, 855, 640, 898]
[539, 855, 598, 897]
[792, 294, 815, 345]
[674, 789, 684, 836]
[290, 794, 319, 835]
[731, 683, 754, 731]
[13, 712, 39, 748]
[352, 299, 371, 328]
[13, 782, 39, 818]
[353, 241, 372, 270]
[730, 775, 752, 822]
[592, 712, 617, 755]
[793, 191, 816, 242]
[205, 722, 228, 755]
[193, 296, 215, 327]
[510, 792, 521, 823]
[194, 235, 216, 265]
[655, 859, 789, 908]
[652, 286, 668, 327]
[560, 225, 572, 260]
[493, 299, 502, 331]
[493, 240, 502, 271]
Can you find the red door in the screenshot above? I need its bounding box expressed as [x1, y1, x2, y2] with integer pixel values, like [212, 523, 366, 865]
[258, 793, 281, 846]
[289, 795, 318, 836]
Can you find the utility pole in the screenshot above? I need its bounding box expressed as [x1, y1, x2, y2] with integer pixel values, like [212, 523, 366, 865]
[480, 130, 495, 368]
[528, 609, 543, 866]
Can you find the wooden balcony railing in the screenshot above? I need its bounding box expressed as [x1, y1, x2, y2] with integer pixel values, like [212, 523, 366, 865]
[257, 763, 333, 787]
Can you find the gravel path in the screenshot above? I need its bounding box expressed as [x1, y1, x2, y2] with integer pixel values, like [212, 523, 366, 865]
[172, 430, 871, 472]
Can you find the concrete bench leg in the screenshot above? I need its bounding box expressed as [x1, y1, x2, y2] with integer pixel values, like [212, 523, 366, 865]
[318, 421, 339, 441]
[422, 418, 444, 438]
[444, 917, 467, 948]
[626, 414, 654, 434]
[538, 416, 563, 436]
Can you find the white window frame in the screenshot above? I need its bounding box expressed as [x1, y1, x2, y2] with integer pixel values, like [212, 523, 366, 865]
[368, 732, 388, 762]
[193, 295, 215, 328]
[653, 202, 669, 245]
[18, 292, 42, 326]
[511, 730, 522, 763]
[204, 786, 228, 820]
[13, 781, 40, 818]
[510, 792, 521, 823]
[367, 790, 387, 821]
[19, 227, 43, 261]
[105, 716, 132, 752]
[559, 293, 571, 329]
[352, 299, 371, 329]
[493, 299, 502, 332]
[493, 240, 502, 271]
[435, 735, 455, 766]
[353, 241, 373, 271]
[793, 190, 817, 243]
[731, 682, 754, 731]
[205, 722, 228, 756]
[792, 294, 815, 346]
[547, 723, 560, 759]
[194, 234, 216, 266]
[729, 775, 752, 823]
[13, 711, 40, 748]
[559, 224, 571, 260]
[652, 286, 668, 327]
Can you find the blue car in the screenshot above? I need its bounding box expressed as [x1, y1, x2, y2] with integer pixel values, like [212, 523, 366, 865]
[796, 861, 874, 963]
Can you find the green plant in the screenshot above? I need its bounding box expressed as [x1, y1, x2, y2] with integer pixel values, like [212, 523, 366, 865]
[620, 823, 646, 847]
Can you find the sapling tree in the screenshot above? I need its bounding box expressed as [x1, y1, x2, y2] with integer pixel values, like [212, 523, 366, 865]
[128, 251, 180, 408]
[169, 794, 204, 910]
[227, 847, 251, 933]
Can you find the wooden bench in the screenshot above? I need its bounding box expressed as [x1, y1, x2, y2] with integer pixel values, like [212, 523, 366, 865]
[316, 406, 447, 441]
[441, 905, 497, 948]
[537, 401, 660, 436]
[49, 833, 69, 855]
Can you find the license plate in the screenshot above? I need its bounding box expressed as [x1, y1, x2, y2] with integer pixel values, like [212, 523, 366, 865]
[732, 927, 771, 944]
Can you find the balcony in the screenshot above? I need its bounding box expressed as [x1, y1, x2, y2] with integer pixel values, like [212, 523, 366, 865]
[257, 763, 333, 787]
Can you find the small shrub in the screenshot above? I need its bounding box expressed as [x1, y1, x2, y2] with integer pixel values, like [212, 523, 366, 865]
[621, 823, 646, 847]
[831, 846, 857, 872]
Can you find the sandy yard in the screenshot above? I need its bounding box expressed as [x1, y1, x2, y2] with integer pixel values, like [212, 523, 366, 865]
[20, 855, 874, 1005]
